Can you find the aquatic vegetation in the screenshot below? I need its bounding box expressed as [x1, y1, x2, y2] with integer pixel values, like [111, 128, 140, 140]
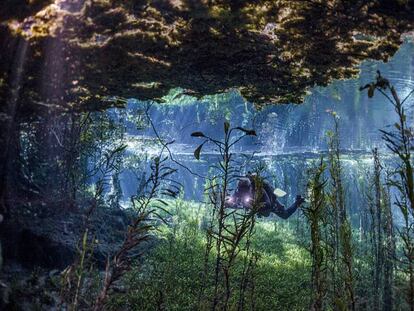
[326, 113, 356, 310]
[361, 72, 414, 309]
[106, 199, 311, 311]
[190, 122, 259, 310]
[303, 158, 327, 311]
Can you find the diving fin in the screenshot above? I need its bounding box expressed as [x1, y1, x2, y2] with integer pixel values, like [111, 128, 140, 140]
[273, 188, 287, 197]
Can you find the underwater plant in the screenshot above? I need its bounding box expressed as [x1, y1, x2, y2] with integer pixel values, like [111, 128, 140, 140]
[60, 121, 127, 311]
[326, 112, 356, 311]
[191, 121, 259, 310]
[303, 158, 327, 311]
[361, 72, 414, 310]
[94, 156, 179, 310]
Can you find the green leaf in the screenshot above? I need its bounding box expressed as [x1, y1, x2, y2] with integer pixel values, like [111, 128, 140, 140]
[191, 131, 206, 138]
[359, 84, 370, 91]
[156, 198, 169, 206]
[235, 127, 257, 136]
[194, 143, 205, 160]
[395, 123, 401, 130]
[368, 85, 375, 98]
[404, 129, 412, 137]
[224, 121, 230, 134]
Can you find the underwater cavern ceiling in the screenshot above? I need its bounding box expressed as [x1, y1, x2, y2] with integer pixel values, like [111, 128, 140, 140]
[1, 0, 414, 115]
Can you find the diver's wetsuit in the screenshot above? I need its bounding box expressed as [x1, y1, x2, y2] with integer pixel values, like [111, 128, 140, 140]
[226, 176, 304, 219]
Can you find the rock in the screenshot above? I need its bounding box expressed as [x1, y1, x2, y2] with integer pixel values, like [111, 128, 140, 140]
[0, 280, 10, 308]
[48, 269, 59, 278]
[1, 225, 76, 269]
[0, 204, 135, 270]
[1, 1, 414, 113]
[0, 265, 61, 310]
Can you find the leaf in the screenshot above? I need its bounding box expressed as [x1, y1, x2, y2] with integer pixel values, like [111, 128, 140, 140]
[191, 131, 206, 138]
[376, 70, 390, 89]
[234, 127, 257, 136]
[194, 143, 205, 160]
[359, 83, 370, 91]
[404, 129, 413, 137]
[395, 123, 401, 130]
[114, 144, 127, 153]
[334, 298, 347, 311]
[161, 189, 179, 197]
[368, 85, 375, 98]
[224, 121, 230, 134]
[156, 198, 169, 206]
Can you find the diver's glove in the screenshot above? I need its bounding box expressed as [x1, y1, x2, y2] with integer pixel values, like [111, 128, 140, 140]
[295, 195, 305, 206]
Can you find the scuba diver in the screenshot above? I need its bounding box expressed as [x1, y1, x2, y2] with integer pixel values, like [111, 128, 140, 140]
[225, 173, 305, 218]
